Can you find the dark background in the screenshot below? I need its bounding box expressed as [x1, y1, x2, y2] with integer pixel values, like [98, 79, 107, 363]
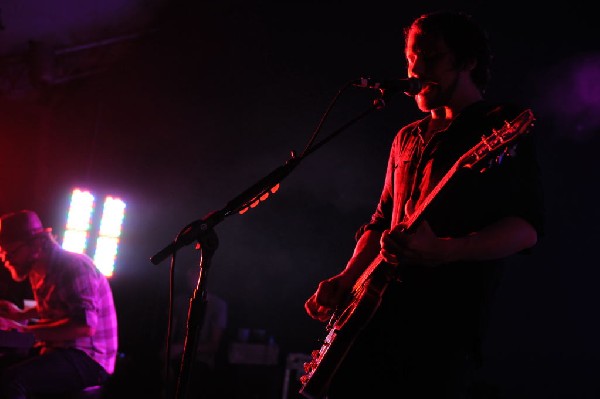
[0, 1, 599, 398]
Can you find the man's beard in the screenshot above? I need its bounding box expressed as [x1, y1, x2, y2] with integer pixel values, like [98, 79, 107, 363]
[415, 70, 461, 111]
[4, 260, 34, 282]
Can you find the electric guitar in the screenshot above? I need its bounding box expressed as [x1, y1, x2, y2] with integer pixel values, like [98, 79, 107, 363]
[299, 108, 536, 399]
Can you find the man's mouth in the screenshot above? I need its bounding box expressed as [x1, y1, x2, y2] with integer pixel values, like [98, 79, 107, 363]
[417, 81, 440, 97]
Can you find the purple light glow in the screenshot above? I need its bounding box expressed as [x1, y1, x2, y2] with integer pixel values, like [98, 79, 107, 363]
[534, 52, 600, 141]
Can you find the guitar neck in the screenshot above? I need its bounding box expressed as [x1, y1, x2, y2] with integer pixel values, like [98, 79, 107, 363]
[352, 164, 460, 290]
[353, 253, 385, 291]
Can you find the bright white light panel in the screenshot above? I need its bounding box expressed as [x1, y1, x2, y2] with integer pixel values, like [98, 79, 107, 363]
[62, 188, 126, 277]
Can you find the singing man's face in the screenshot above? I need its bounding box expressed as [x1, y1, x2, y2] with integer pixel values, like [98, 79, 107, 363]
[405, 30, 471, 112]
[0, 241, 36, 282]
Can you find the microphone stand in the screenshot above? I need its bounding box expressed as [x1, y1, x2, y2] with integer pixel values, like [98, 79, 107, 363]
[150, 89, 399, 399]
[174, 227, 218, 399]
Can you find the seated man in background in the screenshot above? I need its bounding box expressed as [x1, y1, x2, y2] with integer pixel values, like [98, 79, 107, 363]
[0, 209, 118, 399]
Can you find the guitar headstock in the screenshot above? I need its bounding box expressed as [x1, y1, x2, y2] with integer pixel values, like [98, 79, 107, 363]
[460, 108, 535, 170]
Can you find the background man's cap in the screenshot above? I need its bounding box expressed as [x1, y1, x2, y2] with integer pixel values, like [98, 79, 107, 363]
[0, 210, 52, 247]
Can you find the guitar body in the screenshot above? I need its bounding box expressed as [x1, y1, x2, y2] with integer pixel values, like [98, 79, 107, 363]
[299, 109, 536, 399]
[299, 259, 396, 399]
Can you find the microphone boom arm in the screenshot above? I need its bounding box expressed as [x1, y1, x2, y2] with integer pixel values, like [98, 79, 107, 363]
[150, 154, 302, 265]
[150, 83, 402, 266]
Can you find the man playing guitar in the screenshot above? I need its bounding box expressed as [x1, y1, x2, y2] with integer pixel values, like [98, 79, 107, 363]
[303, 10, 544, 399]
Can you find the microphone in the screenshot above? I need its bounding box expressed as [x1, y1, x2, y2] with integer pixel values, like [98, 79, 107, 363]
[353, 77, 422, 96]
